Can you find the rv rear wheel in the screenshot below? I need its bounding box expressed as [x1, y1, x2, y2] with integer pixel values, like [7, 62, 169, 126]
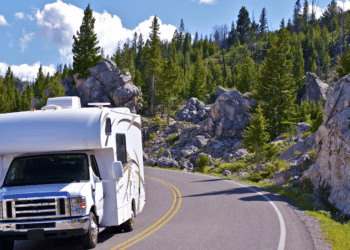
[0, 239, 14, 250]
[122, 211, 134, 232]
[80, 212, 99, 249]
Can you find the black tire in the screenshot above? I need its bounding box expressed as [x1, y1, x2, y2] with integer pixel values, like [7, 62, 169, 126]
[122, 211, 134, 232]
[80, 212, 99, 249]
[0, 240, 14, 250]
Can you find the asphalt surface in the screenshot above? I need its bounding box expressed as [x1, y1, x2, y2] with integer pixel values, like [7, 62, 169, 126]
[13, 167, 317, 250]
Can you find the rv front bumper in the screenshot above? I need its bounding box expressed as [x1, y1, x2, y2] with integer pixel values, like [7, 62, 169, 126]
[0, 216, 89, 240]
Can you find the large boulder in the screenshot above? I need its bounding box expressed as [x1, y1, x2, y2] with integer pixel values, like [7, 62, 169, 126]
[61, 59, 142, 112]
[175, 98, 210, 123]
[210, 90, 255, 137]
[301, 74, 350, 215]
[301, 72, 329, 104]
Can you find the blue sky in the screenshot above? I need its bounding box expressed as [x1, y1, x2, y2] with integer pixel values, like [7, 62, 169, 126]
[0, 0, 346, 81]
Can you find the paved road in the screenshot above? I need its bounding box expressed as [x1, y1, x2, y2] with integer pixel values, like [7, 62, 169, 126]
[14, 167, 315, 250]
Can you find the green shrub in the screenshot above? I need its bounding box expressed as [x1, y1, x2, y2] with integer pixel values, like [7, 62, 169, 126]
[155, 147, 165, 156]
[303, 131, 312, 139]
[169, 111, 178, 120]
[196, 154, 210, 173]
[165, 134, 179, 143]
[147, 133, 156, 141]
[264, 143, 280, 160]
[317, 180, 331, 200]
[264, 159, 291, 173]
[294, 150, 300, 156]
[300, 177, 314, 194]
[309, 147, 316, 161]
[151, 115, 164, 125]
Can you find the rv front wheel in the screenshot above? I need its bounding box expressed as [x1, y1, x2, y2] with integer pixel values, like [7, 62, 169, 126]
[80, 212, 99, 249]
[0, 239, 14, 250]
[122, 211, 134, 232]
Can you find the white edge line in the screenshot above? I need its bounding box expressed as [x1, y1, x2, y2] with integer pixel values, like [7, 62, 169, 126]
[146, 167, 286, 250]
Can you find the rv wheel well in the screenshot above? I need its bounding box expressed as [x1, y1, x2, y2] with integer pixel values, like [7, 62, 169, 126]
[90, 205, 99, 222]
[132, 199, 136, 216]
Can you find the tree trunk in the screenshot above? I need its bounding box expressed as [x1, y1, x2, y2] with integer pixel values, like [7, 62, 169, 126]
[256, 145, 260, 172]
[151, 74, 155, 115]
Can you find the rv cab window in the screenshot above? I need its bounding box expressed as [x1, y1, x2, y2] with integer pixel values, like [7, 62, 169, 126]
[90, 155, 101, 179]
[116, 134, 127, 164]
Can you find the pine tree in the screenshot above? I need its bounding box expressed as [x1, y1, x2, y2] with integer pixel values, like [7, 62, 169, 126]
[158, 47, 183, 124]
[4, 67, 16, 113]
[188, 49, 207, 101]
[33, 65, 46, 99]
[302, 0, 309, 29]
[236, 55, 257, 93]
[311, 100, 324, 133]
[255, 21, 297, 139]
[241, 104, 270, 171]
[323, 51, 331, 82]
[147, 16, 162, 115]
[47, 77, 66, 98]
[259, 8, 268, 38]
[293, 0, 302, 34]
[236, 6, 251, 44]
[72, 4, 102, 78]
[292, 40, 305, 96]
[336, 48, 350, 77]
[0, 76, 8, 113]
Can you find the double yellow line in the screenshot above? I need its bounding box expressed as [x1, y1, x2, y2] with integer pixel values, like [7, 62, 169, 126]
[110, 176, 182, 250]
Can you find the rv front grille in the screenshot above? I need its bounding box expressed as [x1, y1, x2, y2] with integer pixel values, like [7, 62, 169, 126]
[2, 196, 69, 220]
[15, 198, 56, 218]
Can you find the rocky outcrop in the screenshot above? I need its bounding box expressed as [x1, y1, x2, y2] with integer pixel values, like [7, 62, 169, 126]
[301, 72, 329, 104]
[175, 97, 210, 124]
[301, 74, 350, 215]
[61, 59, 142, 113]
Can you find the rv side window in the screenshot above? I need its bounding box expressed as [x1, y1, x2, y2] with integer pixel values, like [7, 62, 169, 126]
[90, 155, 101, 179]
[116, 134, 127, 164]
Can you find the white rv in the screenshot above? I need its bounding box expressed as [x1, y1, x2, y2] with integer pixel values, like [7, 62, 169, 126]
[0, 97, 146, 249]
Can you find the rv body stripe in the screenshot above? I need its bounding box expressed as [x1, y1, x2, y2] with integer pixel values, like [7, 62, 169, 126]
[117, 118, 142, 131]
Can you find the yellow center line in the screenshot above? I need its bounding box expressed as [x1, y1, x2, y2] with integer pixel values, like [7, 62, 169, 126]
[110, 176, 182, 250]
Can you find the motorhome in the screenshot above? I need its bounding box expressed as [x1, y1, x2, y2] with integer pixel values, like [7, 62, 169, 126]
[0, 97, 146, 249]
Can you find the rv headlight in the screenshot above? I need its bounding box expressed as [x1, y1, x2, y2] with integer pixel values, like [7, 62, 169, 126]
[70, 197, 86, 216]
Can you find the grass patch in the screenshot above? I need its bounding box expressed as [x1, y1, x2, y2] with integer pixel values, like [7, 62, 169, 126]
[165, 134, 179, 143]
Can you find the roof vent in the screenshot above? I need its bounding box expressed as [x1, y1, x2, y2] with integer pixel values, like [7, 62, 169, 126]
[46, 97, 81, 109]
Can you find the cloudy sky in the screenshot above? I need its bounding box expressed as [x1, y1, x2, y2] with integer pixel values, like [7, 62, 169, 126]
[0, 0, 349, 81]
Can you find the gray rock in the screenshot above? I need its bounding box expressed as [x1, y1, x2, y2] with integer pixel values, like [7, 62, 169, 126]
[278, 132, 316, 162]
[200, 118, 214, 132]
[222, 153, 234, 162]
[90, 59, 116, 78]
[143, 151, 149, 163]
[146, 158, 157, 166]
[205, 94, 210, 102]
[233, 141, 243, 150]
[296, 122, 311, 135]
[273, 165, 301, 185]
[215, 86, 229, 97]
[222, 170, 232, 176]
[193, 135, 208, 149]
[157, 156, 179, 168]
[161, 149, 171, 159]
[108, 83, 141, 107]
[301, 72, 329, 104]
[300, 74, 350, 215]
[234, 149, 248, 160]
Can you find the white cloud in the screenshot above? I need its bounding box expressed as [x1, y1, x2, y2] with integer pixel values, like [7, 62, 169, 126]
[14, 12, 25, 20]
[34, 0, 176, 62]
[311, 1, 350, 19]
[19, 31, 35, 52]
[0, 15, 9, 26]
[26, 14, 34, 21]
[198, 0, 217, 4]
[0, 62, 55, 81]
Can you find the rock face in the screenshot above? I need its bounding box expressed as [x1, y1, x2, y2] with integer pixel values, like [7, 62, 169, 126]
[301, 72, 329, 104]
[61, 59, 142, 113]
[301, 74, 350, 215]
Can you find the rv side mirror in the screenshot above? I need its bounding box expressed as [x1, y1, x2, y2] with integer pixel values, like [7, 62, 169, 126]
[113, 161, 123, 179]
[105, 117, 112, 136]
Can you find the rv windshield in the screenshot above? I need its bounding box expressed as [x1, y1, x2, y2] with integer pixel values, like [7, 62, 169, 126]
[3, 154, 90, 187]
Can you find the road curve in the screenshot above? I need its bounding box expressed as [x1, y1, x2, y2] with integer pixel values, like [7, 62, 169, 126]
[14, 167, 316, 250]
